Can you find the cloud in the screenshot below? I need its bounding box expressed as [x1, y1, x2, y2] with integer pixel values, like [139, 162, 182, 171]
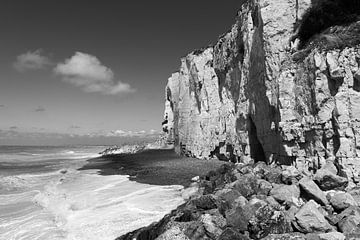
[54, 52, 135, 95]
[9, 126, 18, 130]
[14, 49, 52, 72]
[104, 129, 160, 137]
[0, 104, 4, 108]
[34, 106, 46, 112]
[70, 125, 81, 129]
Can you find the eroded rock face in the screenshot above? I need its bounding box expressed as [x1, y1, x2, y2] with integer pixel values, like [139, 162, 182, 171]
[162, 0, 360, 185]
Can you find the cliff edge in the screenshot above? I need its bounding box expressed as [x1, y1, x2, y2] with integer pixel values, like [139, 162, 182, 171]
[162, 0, 360, 187]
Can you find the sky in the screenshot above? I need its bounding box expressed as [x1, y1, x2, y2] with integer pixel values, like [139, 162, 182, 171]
[0, 0, 242, 145]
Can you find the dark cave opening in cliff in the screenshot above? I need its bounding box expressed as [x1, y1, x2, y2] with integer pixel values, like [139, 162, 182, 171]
[248, 117, 266, 162]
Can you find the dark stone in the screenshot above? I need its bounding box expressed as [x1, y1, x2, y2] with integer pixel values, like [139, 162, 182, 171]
[299, 177, 329, 206]
[314, 169, 348, 191]
[233, 173, 259, 199]
[218, 228, 250, 240]
[257, 179, 273, 196]
[261, 233, 306, 240]
[184, 222, 211, 240]
[248, 204, 292, 239]
[337, 206, 360, 234]
[191, 195, 218, 210]
[264, 167, 283, 184]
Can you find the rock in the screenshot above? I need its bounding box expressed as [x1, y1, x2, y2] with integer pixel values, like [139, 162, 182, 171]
[261, 233, 306, 240]
[257, 179, 273, 196]
[295, 200, 333, 233]
[329, 192, 358, 211]
[184, 222, 211, 240]
[348, 187, 360, 205]
[225, 205, 254, 232]
[191, 195, 218, 210]
[281, 166, 302, 184]
[232, 174, 258, 199]
[218, 228, 250, 240]
[248, 204, 292, 239]
[157, 226, 190, 240]
[270, 184, 300, 205]
[200, 211, 226, 239]
[314, 169, 348, 191]
[318, 232, 346, 240]
[299, 177, 329, 206]
[264, 167, 283, 184]
[215, 189, 243, 215]
[337, 206, 360, 235]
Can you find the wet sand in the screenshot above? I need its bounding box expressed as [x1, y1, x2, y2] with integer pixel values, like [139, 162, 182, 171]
[79, 149, 227, 187]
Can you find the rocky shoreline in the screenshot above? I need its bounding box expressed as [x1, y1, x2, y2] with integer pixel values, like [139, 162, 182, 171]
[118, 160, 360, 240]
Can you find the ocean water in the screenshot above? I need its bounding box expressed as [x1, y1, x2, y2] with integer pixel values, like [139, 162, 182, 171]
[0, 146, 185, 240]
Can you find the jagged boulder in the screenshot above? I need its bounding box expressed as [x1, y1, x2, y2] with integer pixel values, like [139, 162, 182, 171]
[200, 211, 226, 239]
[248, 204, 292, 239]
[337, 206, 360, 235]
[318, 232, 346, 240]
[294, 200, 333, 233]
[261, 233, 306, 240]
[329, 192, 358, 211]
[314, 169, 348, 191]
[270, 184, 300, 206]
[218, 228, 250, 240]
[281, 166, 302, 184]
[299, 177, 329, 206]
[232, 173, 259, 199]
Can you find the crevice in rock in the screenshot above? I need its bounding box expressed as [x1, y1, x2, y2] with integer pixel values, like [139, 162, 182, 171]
[188, 63, 202, 113]
[331, 109, 341, 155]
[166, 87, 174, 111]
[353, 74, 360, 92]
[248, 116, 266, 162]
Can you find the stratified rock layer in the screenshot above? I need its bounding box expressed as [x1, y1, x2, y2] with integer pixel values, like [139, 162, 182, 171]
[162, 0, 360, 186]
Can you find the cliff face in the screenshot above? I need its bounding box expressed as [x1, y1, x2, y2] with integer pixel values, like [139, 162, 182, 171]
[163, 0, 360, 185]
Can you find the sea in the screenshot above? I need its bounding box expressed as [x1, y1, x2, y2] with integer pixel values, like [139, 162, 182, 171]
[0, 146, 185, 240]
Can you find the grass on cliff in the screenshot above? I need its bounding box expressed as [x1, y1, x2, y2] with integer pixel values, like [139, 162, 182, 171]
[293, 21, 360, 61]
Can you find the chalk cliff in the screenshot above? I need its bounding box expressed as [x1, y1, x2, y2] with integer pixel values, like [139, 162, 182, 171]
[162, 0, 360, 186]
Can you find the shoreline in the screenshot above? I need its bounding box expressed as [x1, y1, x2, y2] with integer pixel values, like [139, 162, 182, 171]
[78, 149, 228, 187]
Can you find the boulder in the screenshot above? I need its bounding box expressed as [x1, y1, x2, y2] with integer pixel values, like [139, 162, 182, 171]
[270, 184, 300, 205]
[299, 177, 329, 206]
[157, 226, 190, 240]
[318, 232, 346, 240]
[261, 233, 306, 240]
[264, 167, 283, 184]
[257, 179, 273, 196]
[232, 174, 258, 199]
[184, 222, 211, 240]
[295, 200, 333, 233]
[191, 194, 218, 210]
[225, 200, 266, 232]
[248, 204, 292, 239]
[281, 166, 302, 184]
[200, 211, 226, 239]
[215, 189, 242, 211]
[329, 192, 358, 211]
[348, 187, 360, 205]
[314, 169, 348, 191]
[337, 206, 360, 235]
[218, 228, 250, 240]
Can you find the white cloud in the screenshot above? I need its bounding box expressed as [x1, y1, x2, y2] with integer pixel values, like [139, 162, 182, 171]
[14, 49, 51, 72]
[54, 52, 135, 95]
[103, 129, 160, 137]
